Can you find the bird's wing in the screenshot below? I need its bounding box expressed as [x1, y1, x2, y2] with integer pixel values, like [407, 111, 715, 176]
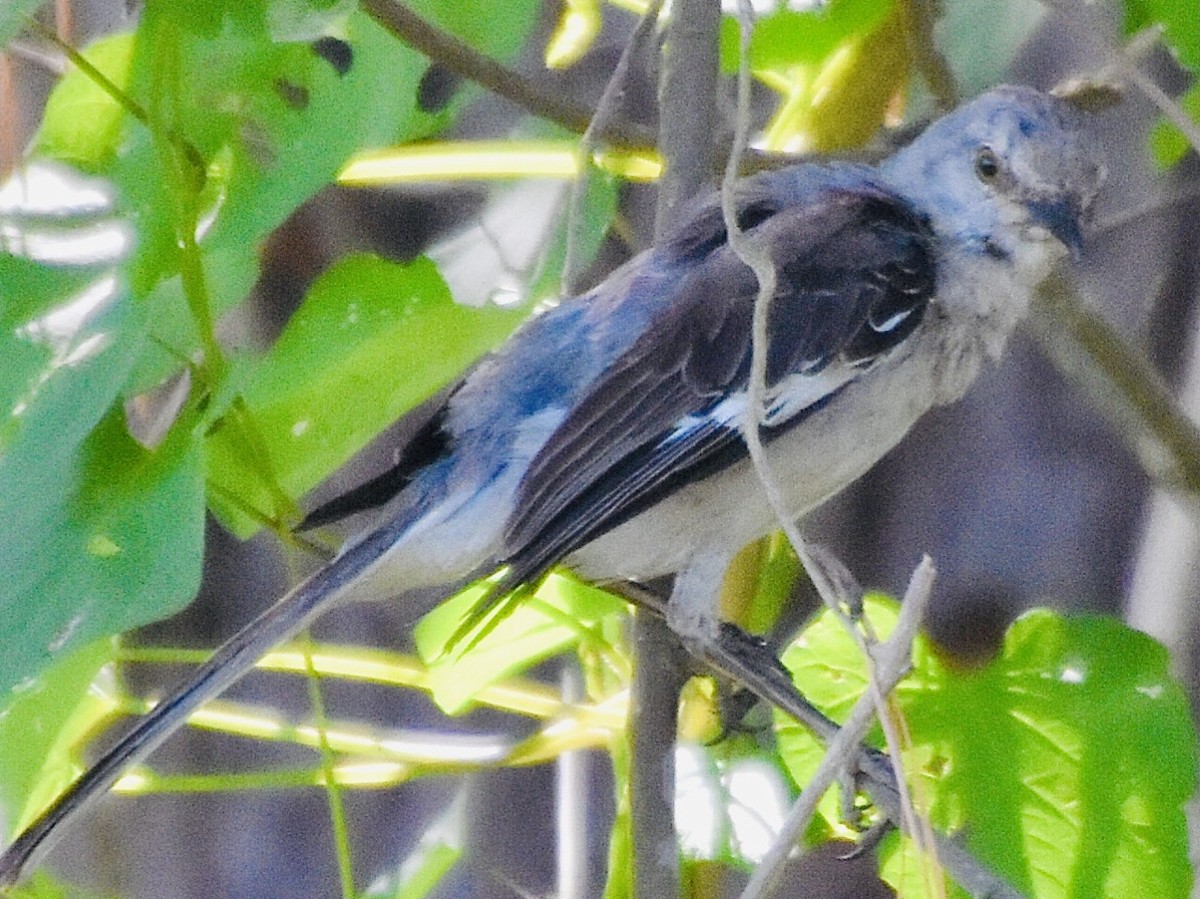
[297, 402, 453, 531]
[499, 182, 936, 584]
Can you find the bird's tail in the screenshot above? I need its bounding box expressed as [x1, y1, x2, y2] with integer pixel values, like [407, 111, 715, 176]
[0, 506, 428, 888]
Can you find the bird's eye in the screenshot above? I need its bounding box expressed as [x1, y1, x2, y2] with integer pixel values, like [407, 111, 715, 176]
[975, 147, 1000, 181]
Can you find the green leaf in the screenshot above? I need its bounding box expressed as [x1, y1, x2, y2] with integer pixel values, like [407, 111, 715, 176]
[32, 33, 136, 171]
[1125, 0, 1199, 69]
[775, 599, 1198, 898]
[717, 0, 910, 153]
[545, 0, 602, 69]
[414, 572, 626, 715]
[205, 253, 529, 535]
[0, 194, 206, 700]
[414, 0, 538, 65]
[4, 869, 109, 899]
[1150, 82, 1200, 169]
[719, 0, 894, 74]
[192, 7, 430, 249]
[0, 638, 122, 836]
[0, 222, 137, 486]
[0, 408, 206, 708]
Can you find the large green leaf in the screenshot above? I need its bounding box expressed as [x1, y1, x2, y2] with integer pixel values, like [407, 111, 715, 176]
[206, 253, 529, 534]
[775, 599, 1198, 898]
[0, 159, 207, 703]
[0, 408, 205, 708]
[0, 0, 549, 836]
[31, 0, 541, 388]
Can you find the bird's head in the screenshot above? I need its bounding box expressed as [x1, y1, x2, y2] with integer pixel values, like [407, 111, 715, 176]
[883, 85, 1106, 273]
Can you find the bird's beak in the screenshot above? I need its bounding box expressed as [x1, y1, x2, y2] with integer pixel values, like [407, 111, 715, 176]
[1028, 198, 1085, 259]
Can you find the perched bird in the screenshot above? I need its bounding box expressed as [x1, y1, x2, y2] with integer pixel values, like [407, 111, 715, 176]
[0, 84, 1104, 884]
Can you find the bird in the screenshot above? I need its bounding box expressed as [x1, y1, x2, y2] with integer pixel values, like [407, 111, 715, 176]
[0, 84, 1104, 885]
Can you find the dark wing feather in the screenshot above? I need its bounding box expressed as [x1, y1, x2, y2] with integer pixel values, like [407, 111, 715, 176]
[493, 411, 741, 594]
[297, 402, 453, 531]
[501, 184, 935, 578]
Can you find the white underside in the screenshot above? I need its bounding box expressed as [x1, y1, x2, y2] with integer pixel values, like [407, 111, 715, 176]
[347, 237, 1056, 626]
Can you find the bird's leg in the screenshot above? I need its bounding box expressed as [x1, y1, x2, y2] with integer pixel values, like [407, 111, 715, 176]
[664, 548, 737, 652]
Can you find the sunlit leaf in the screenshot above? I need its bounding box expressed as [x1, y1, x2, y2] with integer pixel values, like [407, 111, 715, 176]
[414, 572, 626, 715]
[719, 0, 910, 153]
[775, 598, 1198, 898]
[32, 33, 136, 171]
[545, 0, 602, 69]
[719, 0, 894, 74]
[0, 638, 122, 837]
[339, 140, 660, 184]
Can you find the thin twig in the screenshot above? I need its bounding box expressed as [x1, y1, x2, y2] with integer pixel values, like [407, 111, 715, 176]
[740, 558, 938, 899]
[1043, 0, 1200, 154]
[360, 0, 656, 151]
[562, 0, 662, 294]
[718, 0, 935, 888]
[905, 0, 959, 111]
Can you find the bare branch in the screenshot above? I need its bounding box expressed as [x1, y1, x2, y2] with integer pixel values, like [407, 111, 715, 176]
[1029, 273, 1200, 498]
[906, 0, 959, 111]
[740, 558, 939, 899]
[627, 0, 723, 895]
[360, 0, 657, 151]
[563, 0, 663, 293]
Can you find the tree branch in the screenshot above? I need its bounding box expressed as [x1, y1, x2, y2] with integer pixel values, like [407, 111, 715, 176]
[1030, 272, 1200, 498]
[360, 0, 656, 151]
[627, 1, 725, 896]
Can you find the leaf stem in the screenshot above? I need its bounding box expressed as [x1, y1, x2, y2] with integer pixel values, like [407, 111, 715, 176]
[300, 631, 356, 899]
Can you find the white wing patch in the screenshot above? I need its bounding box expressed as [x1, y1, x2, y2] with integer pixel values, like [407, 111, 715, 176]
[661, 367, 860, 445]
